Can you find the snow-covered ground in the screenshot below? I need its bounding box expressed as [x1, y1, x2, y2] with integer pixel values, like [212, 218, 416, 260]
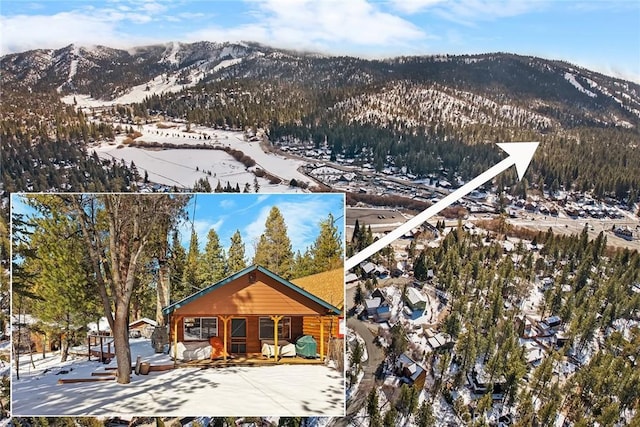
[91, 122, 314, 191]
[96, 144, 270, 191]
[13, 339, 345, 417]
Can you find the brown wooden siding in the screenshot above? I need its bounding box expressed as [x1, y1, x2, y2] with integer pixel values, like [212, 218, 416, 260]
[302, 316, 340, 352]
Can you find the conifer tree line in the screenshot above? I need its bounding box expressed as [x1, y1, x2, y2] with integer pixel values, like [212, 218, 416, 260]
[12, 195, 342, 384]
[177, 206, 343, 301]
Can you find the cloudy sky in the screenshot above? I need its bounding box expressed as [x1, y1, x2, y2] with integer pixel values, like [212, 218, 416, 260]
[1, 0, 638, 81]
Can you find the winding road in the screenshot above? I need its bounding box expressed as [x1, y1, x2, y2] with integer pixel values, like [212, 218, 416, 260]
[332, 287, 386, 427]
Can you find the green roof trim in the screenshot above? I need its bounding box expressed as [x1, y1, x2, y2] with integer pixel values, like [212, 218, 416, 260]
[162, 264, 342, 316]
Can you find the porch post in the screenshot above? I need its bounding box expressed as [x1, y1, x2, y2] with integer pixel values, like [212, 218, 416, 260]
[319, 316, 325, 361]
[173, 316, 178, 368]
[270, 315, 283, 363]
[221, 316, 231, 362]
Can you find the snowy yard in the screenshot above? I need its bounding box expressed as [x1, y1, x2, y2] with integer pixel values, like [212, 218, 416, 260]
[89, 121, 314, 191]
[13, 339, 345, 417]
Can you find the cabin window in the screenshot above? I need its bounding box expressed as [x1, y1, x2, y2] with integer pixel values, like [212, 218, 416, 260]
[183, 317, 217, 340]
[259, 317, 291, 340]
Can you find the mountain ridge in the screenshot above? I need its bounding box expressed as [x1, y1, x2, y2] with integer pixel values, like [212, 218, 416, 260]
[2, 41, 639, 199]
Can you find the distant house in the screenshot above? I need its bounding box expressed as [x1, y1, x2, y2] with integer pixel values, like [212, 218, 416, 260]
[364, 297, 383, 317]
[345, 273, 359, 284]
[613, 226, 634, 241]
[427, 332, 453, 351]
[396, 353, 427, 389]
[129, 318, 157, 339]
[467, 363, 507, 399]
[364, 289, 391, 322]
[404, 287, 427, 320]
[540, 315, 562, 329]
[361, 262, 377, 277]
[522, 340, 546, 367]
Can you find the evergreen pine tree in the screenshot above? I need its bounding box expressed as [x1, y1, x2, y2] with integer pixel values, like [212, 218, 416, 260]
[227, 230, 247, 274]
[182, 227, 201, 293]
[168, 230, 187, 301]
[310, 213, 342, 273]
[197, 228, 227, 285]
[26, 212, 100, 362]
[253, 206, 294, 278]
[292, 249, 315, 278]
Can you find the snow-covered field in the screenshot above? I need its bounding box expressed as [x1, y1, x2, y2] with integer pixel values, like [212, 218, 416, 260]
[13, 339, 345, 417]
[91, 122, 314, 191]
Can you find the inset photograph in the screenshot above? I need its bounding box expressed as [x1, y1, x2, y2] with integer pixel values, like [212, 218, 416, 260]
[11, 193, 345, 417]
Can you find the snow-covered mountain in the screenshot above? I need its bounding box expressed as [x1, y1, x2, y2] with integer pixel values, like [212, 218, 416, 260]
[2, 42, 638, 130]
[1, 41, 260, 101]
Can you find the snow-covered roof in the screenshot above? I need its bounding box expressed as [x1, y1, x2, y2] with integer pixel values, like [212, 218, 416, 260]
[361, 262, 376, 274]
[345, 273, 359, 283]
[364, 297, 382, 310]
[129, 317, 157, 328]
[428, 333, 451, 349]
[88, 317, 111, 332]
[396, 353, 425, 382]
[12, 313, 38, 325]
[406, 287, 427, 305]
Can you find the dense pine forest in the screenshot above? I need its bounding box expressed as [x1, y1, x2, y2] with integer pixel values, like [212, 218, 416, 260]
[347, 219, 640, 426]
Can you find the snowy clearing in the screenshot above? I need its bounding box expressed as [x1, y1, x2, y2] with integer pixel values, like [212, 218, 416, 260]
[564, 72, 597, 98]
[91, 122, 314, 191]
[13, 339, 345, 417]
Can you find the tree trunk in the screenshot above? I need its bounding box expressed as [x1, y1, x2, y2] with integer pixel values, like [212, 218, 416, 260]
[60, 317, 70, 362]
[114, 308, 132, 384]
[60, 337, 69, 363]
[156, 260, 170, 327]
[14, 298, 22, 381]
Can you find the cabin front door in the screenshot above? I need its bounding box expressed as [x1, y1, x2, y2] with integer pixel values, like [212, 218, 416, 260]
[230, 318, 247, 354]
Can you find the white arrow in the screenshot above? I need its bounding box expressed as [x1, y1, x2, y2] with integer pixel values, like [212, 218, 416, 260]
[345, 142, 539, 270]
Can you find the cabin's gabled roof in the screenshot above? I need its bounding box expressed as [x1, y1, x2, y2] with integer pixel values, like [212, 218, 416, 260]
[162, 264, 341, 316]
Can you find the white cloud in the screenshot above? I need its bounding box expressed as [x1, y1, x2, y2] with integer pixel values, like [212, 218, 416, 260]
[186, 0, 426, 56]
[219, 199, 237, 210]
[0, 0, 179, 54]
[440, 0, 545, 25]
[390, 0, 447, 14]
[390, 0, 545, 25]
[0, 13, 121, 54]
[141, 1, 168, 14]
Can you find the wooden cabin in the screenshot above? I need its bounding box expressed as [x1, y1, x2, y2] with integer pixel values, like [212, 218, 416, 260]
[162, 265, 342, 362]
